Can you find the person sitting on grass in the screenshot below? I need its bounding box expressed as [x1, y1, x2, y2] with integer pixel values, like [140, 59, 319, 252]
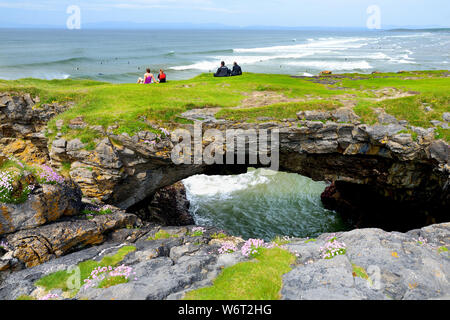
[214, 61, 231, 77]
[137, 68, 157, 84]
[231, 62, 242, 76]
[158, 69, 167, 83]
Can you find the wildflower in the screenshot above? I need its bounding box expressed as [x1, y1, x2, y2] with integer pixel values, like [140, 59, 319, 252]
[241, 238, 273, 258]
[143, 140, 156, 146]
[81, 265, 135, 290]
[160, 128, 170, 137]
[36, 165, 64, 184]
[319, 234, 346, 259]
[218, 242, 238, 254]
[39, 293, 60, 300]
[0, 240, 9, 251]
[192, 227, 205, 233]
[191, 226, 206, 236]
[0, 171, 14, 203]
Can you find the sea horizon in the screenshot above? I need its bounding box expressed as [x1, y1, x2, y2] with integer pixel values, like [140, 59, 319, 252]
[1, 28, 449, 83]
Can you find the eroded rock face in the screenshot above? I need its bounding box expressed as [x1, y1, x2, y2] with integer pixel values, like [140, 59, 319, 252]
[0, 223, 448, 300]
[131, 181, 194, 226]
[2, 92, 449, 231]
[281, 223, 450, 300]
[5, 210, 138, 268]
[0, 92, 69, 164]
[0, 182, 83, 236]
[50, 119, 448, 212]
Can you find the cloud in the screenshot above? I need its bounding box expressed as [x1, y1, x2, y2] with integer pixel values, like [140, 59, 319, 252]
[0, 0, 57, 10]
[0, 0, 234, 13]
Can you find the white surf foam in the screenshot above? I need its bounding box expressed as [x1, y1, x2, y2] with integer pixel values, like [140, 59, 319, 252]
[183, 170, 270, 199]
[286, 60, 373, 70]
[170, 53, 317, 71]
[233, 37, 370, 53]
[0, 72, 70, 80]
[341, 52, 391, 60]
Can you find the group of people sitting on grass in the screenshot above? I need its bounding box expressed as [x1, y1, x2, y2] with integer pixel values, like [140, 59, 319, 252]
[137, 61, 242, 84]
[137, 68, 167, 84]
[214, 61, 242, 77]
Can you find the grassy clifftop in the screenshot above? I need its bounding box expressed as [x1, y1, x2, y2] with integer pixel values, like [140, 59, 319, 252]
[0, 70, 449, 143]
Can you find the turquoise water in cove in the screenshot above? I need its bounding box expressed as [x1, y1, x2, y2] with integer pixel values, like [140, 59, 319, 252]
[183, 169, 349, 241]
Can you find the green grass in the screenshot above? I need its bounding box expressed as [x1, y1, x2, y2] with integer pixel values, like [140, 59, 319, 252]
[98, 275, 129, 288]
[211, 232, 227, 240]
[352, 264, 369, 280]
[81, 208, 113, 218]
[272, 236, 291, 246]
[351, 264, 373, 286]
[16, 295, 36, 300]
[34, 245, 136, 294]
[184, 247, 296, 300]
[435, 127, 450, 141]
[1, 71, 449, 145]
[438, 246, 448, 253]
[216, 100, 342, 122]
[147, 229, 180, 241]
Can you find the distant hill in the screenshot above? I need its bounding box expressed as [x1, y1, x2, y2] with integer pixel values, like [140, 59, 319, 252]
[0, 21, 448, 31]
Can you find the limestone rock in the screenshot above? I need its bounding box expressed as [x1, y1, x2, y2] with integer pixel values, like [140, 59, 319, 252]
[282, 223, 450, 300]
[0, 182, 83, 236]
[332, 107, 360, 124]
[0, 223, 448, 300]
[6, 211, 138, 268]
[429, 140, 449, 163]
[443, 113, 450, 123]
[134, 181, 194, 226]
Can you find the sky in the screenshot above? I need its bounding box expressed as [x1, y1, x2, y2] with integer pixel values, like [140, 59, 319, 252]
[0, 0, 449, 28]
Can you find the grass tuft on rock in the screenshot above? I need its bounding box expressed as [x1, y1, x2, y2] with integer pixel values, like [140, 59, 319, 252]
[184, 247, 296, 300]
[34, 245, 136, 294]
[147, 229, 180, 241]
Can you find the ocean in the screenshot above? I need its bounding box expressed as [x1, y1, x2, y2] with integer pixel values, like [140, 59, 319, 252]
[0, 28, 449, 83]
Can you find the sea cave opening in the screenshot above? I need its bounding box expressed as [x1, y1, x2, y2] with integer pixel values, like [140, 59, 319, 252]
[181, 168, 350, 241]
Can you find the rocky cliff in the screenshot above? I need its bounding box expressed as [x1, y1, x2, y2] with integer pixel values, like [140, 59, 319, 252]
[0, 223, 448, 300]
[27, 96, 448, 231]
[1, 90, 449, 277]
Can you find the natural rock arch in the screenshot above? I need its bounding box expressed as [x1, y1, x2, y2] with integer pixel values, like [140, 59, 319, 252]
[1, 92, 448, 232]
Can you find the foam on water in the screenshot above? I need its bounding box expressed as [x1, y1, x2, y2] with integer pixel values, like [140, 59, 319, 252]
[183, 168, 349, 240]
[286, 60, 373, 70]
[183, 169, 270, 199]
[170, 52, 316, 71]
[233, 37, 370, 53]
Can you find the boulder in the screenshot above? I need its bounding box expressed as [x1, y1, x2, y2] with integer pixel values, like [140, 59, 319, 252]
[282, 223, 450, 300]
[134, 182, 194, 226]
[443, 113, 450, 122]
[0, 182, 83, 236]
[332, 107, 360, 124]
[429, 140, 449, 163]
[297, 110, 331, 121]
[6, 211, 138, 268]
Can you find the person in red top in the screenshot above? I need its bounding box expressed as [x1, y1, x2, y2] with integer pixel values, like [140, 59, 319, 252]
[158, 69, 167, 83]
